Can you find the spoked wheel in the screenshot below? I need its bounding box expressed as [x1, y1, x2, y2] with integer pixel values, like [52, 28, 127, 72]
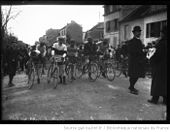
[75, 63, 83, 79]
[47, 65, 53, 84]
[114, 62, 122, 77]
[51, 68, 59, 89]
[106, 63, 116, 81]
[27, 68, 35, 89]
[88, 63, 98, 82]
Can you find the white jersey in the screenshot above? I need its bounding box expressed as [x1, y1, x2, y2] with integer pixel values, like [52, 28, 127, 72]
[52, 42, 67, 58]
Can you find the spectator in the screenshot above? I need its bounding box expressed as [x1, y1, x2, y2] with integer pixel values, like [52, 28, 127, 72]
[127, 26, 146, 95]
[148, 26, 167, 105]
[5, 43, 19, 87]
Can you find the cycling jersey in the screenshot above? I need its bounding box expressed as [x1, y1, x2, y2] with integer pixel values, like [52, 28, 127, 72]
[52, 42, 67, 58]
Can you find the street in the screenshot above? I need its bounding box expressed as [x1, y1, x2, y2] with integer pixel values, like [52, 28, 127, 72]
[2, 73, 166, 120]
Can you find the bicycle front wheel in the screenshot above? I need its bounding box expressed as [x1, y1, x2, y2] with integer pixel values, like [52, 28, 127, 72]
[88, 63, 98, 82]
[66, 63, 74, 83]
[75, 63, 83, 79]
[106, 63, 116, 81]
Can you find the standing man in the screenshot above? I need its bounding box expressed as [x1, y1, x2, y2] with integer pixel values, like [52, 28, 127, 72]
[5, 43, 19, 87]
[148, 26, 167, 104]
[52, 37, 67, 84]
[127, 26, 146, 95]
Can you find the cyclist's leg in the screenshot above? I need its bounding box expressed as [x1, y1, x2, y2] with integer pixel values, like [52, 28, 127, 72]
[62, 63, 67, 84]
[58, 63, 63, 84]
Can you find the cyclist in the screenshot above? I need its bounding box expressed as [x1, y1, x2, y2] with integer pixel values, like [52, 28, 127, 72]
[35, 42, 47, 74]
[83, 37, 97, 77]
[52, 37, 67, 84]
[67, 39, 78, 80]
[97, 39, 110, 78]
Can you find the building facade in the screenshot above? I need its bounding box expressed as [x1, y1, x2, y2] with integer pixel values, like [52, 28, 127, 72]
[85, 22, 104, 42]
[58, 20, 83, 45]
[103, 5, 167, 47]
[103, 5, 122, 48]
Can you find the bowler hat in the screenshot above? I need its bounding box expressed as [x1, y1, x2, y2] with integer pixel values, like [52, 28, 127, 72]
[132, 26, 142, 32]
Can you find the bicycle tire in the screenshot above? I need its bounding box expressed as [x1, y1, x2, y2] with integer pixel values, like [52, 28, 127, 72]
[66, 63, 74, 83]
[51, 68, 59, 89]
[106, 63, 116, 81]
[75, 63, 83, 79]
[114, 62, 122, 77]
[47, 64, 53, 84]
[88, 63, 98, 82]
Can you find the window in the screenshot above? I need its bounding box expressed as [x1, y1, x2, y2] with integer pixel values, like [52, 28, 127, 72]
[114, 19, 119, 31]
[146, 20, 167, 38]
[106, 21, 111, 33]
[109, 5, 113, 12]
[110, 20, 114, 32]
[124, 25, 129, 40]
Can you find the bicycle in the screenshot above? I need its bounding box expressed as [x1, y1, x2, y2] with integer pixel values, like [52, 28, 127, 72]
[47, 56, 62, 89]
[112, 57, 128, 77]
[95, 55, 116, 81]
[75, 55, 98, 82]
[65, 56, 76, 83]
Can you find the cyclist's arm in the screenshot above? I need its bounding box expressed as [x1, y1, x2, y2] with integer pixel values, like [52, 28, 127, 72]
[63, 45, 67, 58]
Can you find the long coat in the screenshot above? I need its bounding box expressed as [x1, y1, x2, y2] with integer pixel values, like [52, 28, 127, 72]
[5, 47, 18, 76]
[127, 37, 146, 78]
[150, 37, 167, 96]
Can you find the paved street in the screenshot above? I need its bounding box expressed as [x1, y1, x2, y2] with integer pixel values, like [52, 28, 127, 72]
[2, 73, 166, 120]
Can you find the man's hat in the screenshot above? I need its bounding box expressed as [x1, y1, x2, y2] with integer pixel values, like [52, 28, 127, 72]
[132, 26, 142, 32]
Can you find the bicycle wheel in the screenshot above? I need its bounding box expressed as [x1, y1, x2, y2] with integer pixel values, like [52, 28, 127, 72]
[51, 68, 59, 89]
[88, 63, 98, 82]
[27, 67, 35, 89]
[47, 64, 53, 84]
[106, 63, 116, 81]
[66, 63, 74, 83]
[75, 63, 83, 78]
[114, 62, 122, 77]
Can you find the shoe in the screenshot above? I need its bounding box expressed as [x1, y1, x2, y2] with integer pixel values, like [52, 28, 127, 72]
[8, 83, 15, 87]
[128, 87, 138, 95]
[148, 99, 158, 104]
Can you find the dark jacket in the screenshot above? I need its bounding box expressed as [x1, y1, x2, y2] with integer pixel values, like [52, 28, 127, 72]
[5, 47, 19, 76]
[127, 37, 146, 78]
[84, 42, 97, 56]
[150, 37, 167, 96]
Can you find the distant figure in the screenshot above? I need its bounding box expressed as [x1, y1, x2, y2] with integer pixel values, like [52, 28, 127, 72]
[5, 43, 19, 87]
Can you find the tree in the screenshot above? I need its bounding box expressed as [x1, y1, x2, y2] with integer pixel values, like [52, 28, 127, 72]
[1, 5, 21, 49]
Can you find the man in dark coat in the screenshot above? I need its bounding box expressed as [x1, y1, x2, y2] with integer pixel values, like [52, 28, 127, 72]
[5, 43, 19, 87]
[148, 26, 167, 105]
[127, 26, 146, 95]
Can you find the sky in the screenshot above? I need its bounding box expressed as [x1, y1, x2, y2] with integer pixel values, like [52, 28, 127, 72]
[2, 5, 104, 45]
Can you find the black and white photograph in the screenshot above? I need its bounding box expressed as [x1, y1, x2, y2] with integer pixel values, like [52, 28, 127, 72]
[1, 4, 167, 121]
